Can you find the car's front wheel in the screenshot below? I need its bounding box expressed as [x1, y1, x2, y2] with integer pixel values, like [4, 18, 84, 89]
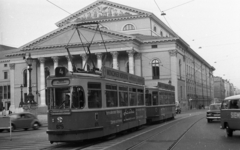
[32, 122, 40, 130]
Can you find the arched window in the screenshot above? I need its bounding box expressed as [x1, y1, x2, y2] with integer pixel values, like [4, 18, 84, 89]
[152, 59, 160, 79]
[123, 24, 135, 31]
[23, 69, 27, 87]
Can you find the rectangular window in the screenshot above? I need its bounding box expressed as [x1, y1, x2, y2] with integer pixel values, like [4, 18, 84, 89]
[4, 64, 7, 67]
[137, 89, 144, 105]
[0, 86, 2, 100]
[106, 84, 118, 107]
[4, 72, 8, 79]
[4, 86, 7, 99]
[88, 82, 101, 108]
[119, 86, 128, 107]
[152, 66, 159, 79]
[8, 85, 10, 99]
[151, 45, 158, 48]
[152, 91, 158, 105]
[129, 88, 137, 106]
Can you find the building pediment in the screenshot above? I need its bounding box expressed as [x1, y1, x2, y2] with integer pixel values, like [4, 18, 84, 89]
[56, 0, 151, 27]
[20, 23, 138, 51]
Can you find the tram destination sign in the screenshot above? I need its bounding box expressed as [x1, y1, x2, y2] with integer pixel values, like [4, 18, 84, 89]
[101, 67, 145, 85]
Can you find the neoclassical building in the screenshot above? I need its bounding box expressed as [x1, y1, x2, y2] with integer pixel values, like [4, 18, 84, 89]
[2, 0, 215, 113]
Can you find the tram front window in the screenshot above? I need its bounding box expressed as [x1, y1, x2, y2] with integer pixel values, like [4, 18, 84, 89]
[52, 87, 71, 109]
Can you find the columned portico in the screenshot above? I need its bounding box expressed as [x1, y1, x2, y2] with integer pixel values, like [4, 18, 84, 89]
[38, 57, 46, 107]
[51, 56, 59, 74]
[9, 63, 15, 112]
[127, 50, 135, 74]
[96, 53, 102, 70]
[66, 56, 72, 71]
[169, 50, 179, 104]
[80, 54, 88, 71]
[111, 51, 119, 70]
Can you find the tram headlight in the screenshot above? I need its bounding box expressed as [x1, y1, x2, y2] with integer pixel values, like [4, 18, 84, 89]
[57, 117, 63, 123]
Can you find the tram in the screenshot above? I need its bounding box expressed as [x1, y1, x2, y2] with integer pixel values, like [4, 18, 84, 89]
[46, 66, 146, 142]
[145, 83, 175, 123]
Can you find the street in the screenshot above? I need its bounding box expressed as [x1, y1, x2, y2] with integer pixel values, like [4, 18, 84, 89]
[0, 110, 240, 150]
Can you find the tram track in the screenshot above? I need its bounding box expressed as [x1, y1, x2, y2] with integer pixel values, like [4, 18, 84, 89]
[77, 112, 204, 150]
[126, 114, 205, 150]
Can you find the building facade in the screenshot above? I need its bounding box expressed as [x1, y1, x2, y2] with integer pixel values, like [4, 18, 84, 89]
[0, 45, 17, 111]
[3, 0, 215, 113]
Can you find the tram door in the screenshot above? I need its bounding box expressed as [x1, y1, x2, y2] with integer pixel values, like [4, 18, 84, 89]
[152, 91, 159, 116]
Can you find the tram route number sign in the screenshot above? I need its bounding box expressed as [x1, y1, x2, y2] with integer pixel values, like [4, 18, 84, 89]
[123, 108, 136, 122]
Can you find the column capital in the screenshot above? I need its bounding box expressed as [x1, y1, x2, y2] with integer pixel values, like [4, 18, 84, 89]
[51, 56, 59, 63]
[95, 53, 102, 59]
[80, 54, 88, 61]
[110, 51, 119, 58]
[127, 50, 135, 57]
[65, 55, 71, 61]
[169, 50, 178, 57]
[38, 57, 45, 63]
[10, 63, 15, 70]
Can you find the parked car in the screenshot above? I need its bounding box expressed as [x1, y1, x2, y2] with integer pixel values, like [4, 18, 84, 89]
[176, 106, 181, 114]
[0, 112, 42, 132]
[206, 103, 221, 123]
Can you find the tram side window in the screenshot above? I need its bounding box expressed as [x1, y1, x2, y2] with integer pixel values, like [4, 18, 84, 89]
[221, 100, 229, 109]
[88, 83, 102, 108]
[229, 99, 240, 109]
[106, 84, 118, 107]
[159, 92, 164, 105]
[54, 87, 70, 109]
[47, 88, 54, 109]
[72, 86, 85, 109]
[119, 86, 128, 107]
[152, 92, 158, 105]
[129, 88, 137, 106]
[165, 93, 169, 104]
[170, 93, 175, 104]
[145, 93, 152, 106]
[137, 89, 144, 105]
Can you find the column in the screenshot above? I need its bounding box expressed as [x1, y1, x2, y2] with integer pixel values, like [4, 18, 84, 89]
[80, 54, 88, 71]
[9, 64, 15, 112]
[65, 56, 72, 71]
[127, 50, 135, 74]
[38, 57, 46, 106]
[169, 50, 179, 104]
[96, 53, 102, 70]
[134, 53, 142, 76]
[51, 56, 59, 74]
[111, 51, 119, 70]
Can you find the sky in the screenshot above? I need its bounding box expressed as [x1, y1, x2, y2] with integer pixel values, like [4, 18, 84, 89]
[0, 0, 240, 88]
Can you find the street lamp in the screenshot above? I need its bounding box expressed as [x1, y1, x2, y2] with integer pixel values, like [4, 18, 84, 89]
[19, 84, 24, 107]
[25, 53, 36, 105]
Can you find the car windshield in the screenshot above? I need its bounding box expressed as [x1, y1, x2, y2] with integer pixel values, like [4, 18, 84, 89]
[209, 104, 221, 110]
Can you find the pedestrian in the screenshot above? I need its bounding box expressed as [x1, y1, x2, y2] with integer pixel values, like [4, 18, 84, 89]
[2, 107, 6, 116]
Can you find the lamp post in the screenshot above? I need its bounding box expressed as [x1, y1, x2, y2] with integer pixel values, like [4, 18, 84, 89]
[23, 53, 37, 114]
[25, 53, 36, 104]
[19, 84, 24, 107]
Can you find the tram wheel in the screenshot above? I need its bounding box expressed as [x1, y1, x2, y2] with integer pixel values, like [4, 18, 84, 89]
[226, 124, 233, 137]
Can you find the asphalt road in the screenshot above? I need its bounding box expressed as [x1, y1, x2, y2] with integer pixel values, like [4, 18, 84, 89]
[0, 110, 239, 150]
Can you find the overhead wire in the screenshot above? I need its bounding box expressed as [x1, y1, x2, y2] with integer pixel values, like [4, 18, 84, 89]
[46, 0, 181, 76]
